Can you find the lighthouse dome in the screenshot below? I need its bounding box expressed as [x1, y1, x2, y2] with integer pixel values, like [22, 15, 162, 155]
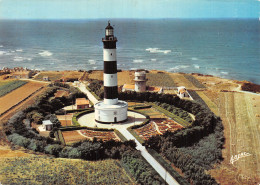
[106, 22, 114, 29]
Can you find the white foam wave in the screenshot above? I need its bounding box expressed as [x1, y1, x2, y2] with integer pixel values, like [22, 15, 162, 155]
[146, 48, 171, 54]
[0, 51, 6, 55]
[0, 45, 3, 48]
[93, 67, 97, 69]
[11, 50, 15, 53]
[39, 50, 53, 57]
[194, 64, 200, 69]
[133, 59, 143, 63]
[13, 57, 24, 62]
[191, 57, 198, 61]
[169, 65, 189, 71]
[13, 56, 32, 62]
[221, 71, 229, 75]
[151, 58, 157, 62]
[130, 68, 137, 70]
[16, 49, 23, 52]
[88, 60, 96, 65]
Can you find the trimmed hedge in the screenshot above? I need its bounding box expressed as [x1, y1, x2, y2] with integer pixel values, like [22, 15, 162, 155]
[65, 108, 93, 114]
[114, 129, 128, 142]
[133, 105, 152, 110]
[127, 128, 145, 145]
[146, 148, 190, 185]
[72, 109, 94, 126]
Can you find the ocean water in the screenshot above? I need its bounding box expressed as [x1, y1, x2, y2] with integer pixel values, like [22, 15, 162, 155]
[0, 19, 259, 84]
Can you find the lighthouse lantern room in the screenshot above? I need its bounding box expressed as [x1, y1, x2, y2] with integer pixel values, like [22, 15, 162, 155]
[94, 22, 128, 123]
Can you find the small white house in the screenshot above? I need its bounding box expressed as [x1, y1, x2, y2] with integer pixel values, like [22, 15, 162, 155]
[42, 120, 53, 131]
[43, 76, 49, 81]
[177, 86, 189, 98]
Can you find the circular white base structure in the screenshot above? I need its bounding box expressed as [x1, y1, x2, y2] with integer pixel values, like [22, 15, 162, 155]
[94, 100, 128, 123]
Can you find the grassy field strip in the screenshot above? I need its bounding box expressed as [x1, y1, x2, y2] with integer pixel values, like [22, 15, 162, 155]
[221, 93, 236, 160]
[183, 74, 206, 88]
[171, 74, 195, 89]
[0, 80, 27, 97]
[0, 82, 45, 115]
[0, 157, 135, 184]
[234, 93, 258, 177]
[196, 91, 219, 116]
[243, 93, 260, 176]
[234, 93, 249, 175]
[226, 93, 237, 157]
[146, 73, 177, 87]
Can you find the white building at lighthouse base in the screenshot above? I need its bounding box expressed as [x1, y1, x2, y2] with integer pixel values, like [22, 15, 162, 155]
[94, 100, 128, 123]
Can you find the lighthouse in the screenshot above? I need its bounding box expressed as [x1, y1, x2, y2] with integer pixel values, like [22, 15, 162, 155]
[103, 22, 118, 105]
[94, 22, 128, 123]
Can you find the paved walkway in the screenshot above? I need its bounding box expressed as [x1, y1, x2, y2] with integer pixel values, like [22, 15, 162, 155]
[76, 82, 98, 104]
[118, 127, 179, 185]
[76, 82, 179, 185]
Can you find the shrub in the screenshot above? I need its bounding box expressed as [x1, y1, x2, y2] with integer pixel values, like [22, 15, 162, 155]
[59, 146, 76, 158]
[7, 133, 30, 148]
[27, 139, 45, 152]
[121, 150, 165, 185]
[44, 144, 64, 157]
[68, 148, 82, 159]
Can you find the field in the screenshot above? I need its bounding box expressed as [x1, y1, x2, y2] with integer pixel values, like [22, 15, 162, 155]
[0, 80, 27, 97]
[0, 81, 45, 116]
[57, 114, 73, 126]
[146, 72, 176, 87]
[0, 70, 259, 185]
[0, 156, 136, 185]
[194, 73, 241, 91]
[168, 73, 197, 89]
[196, 91, 219, 116]
[61, 131, 87, 144]
[201, 91, 260, 184]
[128, 102, 167, 119]
[88, 70, 135, 86]
[34, 71, 83, 81]
[0, 145, 32, 158]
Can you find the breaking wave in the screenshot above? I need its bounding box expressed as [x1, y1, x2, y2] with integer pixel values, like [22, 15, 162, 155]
[133, 59, 143, 63]
[89, 60, 96, 65]
[151, 58, 157, 62]
[16, 49, 23, 52]
[169, 65, 189, 72]
[193, 64, 200, 69]
[191, 57, 198, 61]
[39, 50, 53, 57]
[0, 51, 6, 55]
[13, 56, 32, 62]
[221, 71, 229, 75]
[146, 48, 171, 54]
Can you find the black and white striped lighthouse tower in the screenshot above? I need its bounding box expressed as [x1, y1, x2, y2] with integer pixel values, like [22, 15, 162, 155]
[103, 21, 118, 105]
[95, 22, 128, 123]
